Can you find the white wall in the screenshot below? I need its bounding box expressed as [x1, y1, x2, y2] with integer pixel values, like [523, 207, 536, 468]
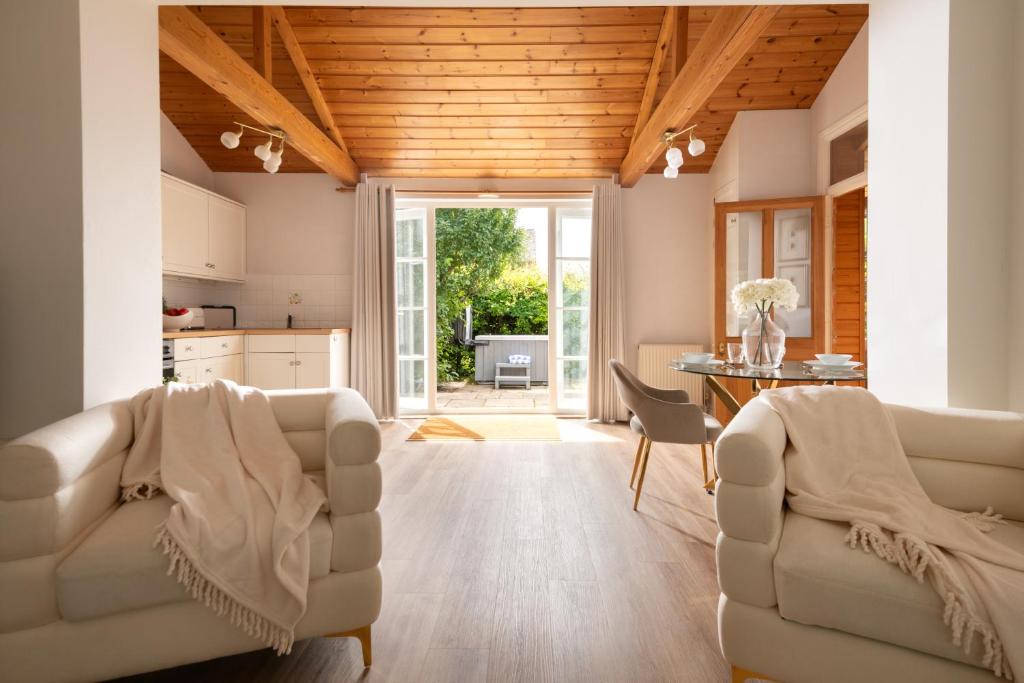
[161, 112, 215, 191]
[1011, 2, 1024, 412]
[810, 23, 868, 167]
[0, 0, 160, 439]
[867, 0, 951, 407]
[946, 0, 1013, 410]
[621, 175, 713, 369]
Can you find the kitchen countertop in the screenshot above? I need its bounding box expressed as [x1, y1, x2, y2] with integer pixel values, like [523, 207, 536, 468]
[163, 328, 351, 340]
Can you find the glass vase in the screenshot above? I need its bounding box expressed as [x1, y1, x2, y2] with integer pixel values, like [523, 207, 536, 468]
[742, 308, 786, 369]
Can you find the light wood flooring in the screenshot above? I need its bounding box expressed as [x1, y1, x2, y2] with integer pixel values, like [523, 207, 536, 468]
[114, 419, 726, 683]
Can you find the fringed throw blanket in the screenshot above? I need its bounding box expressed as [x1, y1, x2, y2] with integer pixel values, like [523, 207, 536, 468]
[122, 380, 326, 654]
[761, 385, 1024, 680]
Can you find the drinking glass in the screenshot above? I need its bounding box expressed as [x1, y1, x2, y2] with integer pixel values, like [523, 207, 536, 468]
[726, 342, 744, 365]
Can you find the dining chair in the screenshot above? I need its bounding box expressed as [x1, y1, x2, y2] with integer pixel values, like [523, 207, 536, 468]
[608, 359, 724, 510]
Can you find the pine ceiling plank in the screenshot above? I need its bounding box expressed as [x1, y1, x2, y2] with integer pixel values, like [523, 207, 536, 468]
[319, 89, 646, 105]
[620, 5, 781, 187]
[358, 168, 615, 178]
[298, 43, 659, 61]
[750, 34, 860, 52]
[158, 6, 359, 184]
[290, 25, 660, 45]
[342, 138, 632, 151]
[308, 60, 652, 77]
[314, 74, 647, 91]
[339, 127, 632, 140]
[269, 6, 349, 154]
[332, 114, 638, 128]
[346, 148, 629, 160]
[718, 65, 837, 85]
[705, 93, 817, 112]
[284, 7, 665, 28]
[356, 158, 621, 170]
[326, 102, 641, 116]
[737, 50, 847, 68]
[632, 7, 676, 147]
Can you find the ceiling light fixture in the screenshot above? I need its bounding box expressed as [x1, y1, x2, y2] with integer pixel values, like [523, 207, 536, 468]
[661, 125, 705, 179]
[219, 121, 286, 174]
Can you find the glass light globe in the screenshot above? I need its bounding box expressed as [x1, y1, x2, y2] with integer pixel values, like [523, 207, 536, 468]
[263, 157, 281, 174]
[688, 136, 706, 157]
[663, 165, 679, 179]
[220, 130, 241, 149]
[665, 146, 684, 169]
[254, 139, 273, 161]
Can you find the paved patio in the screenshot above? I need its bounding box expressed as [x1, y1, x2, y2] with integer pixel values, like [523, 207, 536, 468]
[436, 383, 550, 410]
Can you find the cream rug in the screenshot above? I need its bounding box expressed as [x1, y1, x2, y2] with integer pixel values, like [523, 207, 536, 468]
[408, 415, 561, 441]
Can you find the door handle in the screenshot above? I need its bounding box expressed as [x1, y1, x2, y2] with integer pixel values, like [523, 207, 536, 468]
[717, 341, 726, 354]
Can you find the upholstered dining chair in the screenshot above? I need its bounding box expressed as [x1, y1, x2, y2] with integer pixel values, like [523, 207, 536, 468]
[608, 359, 724, 510]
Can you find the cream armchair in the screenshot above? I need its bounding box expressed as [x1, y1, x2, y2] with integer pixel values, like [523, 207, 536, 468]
[716, 398, 1024, 683]
[0, 388, 382, 683]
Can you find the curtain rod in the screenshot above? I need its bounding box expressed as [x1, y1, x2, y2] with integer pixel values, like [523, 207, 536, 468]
[335, 187, 593, 198]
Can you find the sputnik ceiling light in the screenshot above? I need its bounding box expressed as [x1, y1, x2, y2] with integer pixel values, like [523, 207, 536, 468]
[220, 122, 287, 174]
[661, 124, 705, 179]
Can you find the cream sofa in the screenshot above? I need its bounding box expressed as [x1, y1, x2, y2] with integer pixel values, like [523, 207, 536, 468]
[716, 398, 1024, 683]
[0, 388, 382, 683]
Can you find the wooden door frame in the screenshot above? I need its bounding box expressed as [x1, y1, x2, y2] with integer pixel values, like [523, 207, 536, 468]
[713, 195, 826, 358]
[830, 187, 868, 370]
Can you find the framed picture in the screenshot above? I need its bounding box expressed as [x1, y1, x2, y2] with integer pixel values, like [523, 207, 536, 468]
[778, 216, 810, 261]
[778, 264, 810, 308]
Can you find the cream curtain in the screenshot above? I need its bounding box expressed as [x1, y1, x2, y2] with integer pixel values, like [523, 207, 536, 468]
[351, 181, 397, 419]
[587, 181, 628, 422]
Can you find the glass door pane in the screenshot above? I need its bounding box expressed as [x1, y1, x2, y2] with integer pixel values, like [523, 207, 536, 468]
[553, 207, 592, 411]
[724, 211, 763, 337]
[396, 208, 428, 411]
[772, 207, 813, 338]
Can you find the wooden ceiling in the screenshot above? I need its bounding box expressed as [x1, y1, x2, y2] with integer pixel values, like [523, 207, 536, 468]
[160, 5, 867, 180]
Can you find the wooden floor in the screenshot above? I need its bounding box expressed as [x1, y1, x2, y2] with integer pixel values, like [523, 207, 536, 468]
[114, 419, 727, 683]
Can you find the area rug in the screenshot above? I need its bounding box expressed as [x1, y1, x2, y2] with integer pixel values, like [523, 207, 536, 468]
[407, 415, 561, 441]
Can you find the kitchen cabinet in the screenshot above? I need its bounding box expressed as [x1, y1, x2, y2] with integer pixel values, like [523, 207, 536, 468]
[173, 334, 244, 385]
[246, 334, 341, 390]
[161, 173, 246, 283]
[248, 352, 297, 390]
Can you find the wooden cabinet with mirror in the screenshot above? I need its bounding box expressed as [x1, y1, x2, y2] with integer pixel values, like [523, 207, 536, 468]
[713, 196, 825, 423]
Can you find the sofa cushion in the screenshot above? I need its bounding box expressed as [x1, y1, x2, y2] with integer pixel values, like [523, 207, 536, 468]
[56, 495, 333, 622]
[774, 511, 1024, 671]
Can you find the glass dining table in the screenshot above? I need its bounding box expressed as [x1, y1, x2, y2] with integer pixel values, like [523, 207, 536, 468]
[670, 360, 866, 416]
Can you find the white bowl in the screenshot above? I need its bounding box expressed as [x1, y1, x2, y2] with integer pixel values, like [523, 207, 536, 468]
[681, 352, 714, 364]
[163, 309, 194, 331]
[815, 353, 853, 366]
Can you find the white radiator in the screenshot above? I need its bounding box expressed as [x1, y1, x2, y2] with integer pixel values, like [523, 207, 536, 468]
[637, 343, 706, 405]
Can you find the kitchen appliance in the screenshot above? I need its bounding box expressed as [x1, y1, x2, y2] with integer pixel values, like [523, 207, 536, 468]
[162, 341, 175, 381]
[201, 305, 236, 329]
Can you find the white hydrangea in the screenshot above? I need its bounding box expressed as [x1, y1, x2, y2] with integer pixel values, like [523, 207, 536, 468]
[731, 277, 800, 315]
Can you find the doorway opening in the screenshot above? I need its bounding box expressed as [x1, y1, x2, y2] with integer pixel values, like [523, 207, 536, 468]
[395, 198, 592, 416]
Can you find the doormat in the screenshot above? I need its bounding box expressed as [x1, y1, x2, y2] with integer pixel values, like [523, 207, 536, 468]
[407, 415, 561, 441]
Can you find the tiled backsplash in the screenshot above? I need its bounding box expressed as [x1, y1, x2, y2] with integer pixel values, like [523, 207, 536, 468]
[163, 274, 353, 329]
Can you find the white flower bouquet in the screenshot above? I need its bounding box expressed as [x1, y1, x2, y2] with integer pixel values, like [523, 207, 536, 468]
[731, 278, 799, 368]
[730, 277, 799, 315]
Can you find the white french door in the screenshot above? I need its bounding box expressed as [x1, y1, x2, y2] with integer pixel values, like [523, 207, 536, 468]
[395, 207, 431, 412]
[550, 207, 592, 412]
[395, 199, 591, 415]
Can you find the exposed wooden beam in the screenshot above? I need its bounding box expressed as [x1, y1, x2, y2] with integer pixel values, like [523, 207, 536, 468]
[252, 8, 272, 82]
[619, 5, 780, 187]
[268, 6, 349, 155]
[631, 7, 676, 147]
[672, 7, 689, 76]
[158, 6, 359, 185]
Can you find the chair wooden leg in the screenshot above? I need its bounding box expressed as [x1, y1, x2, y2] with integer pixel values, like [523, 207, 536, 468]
[325, 624, 372, 667]
[700, 442, 709, 484]
[633, 440, 652, 510]
[731, 665, 775, 682]
[630, 436, 647, 489]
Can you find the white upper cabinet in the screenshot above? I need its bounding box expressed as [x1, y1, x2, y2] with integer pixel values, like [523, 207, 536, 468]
[208, 196, 246, 281]
[161, 174, 246, 283]
[161, 177, 208, 277]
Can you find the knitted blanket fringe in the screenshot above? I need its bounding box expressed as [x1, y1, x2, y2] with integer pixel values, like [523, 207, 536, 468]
[846, 513, 1012, 681]
[155, 522, 295, 655]
[121, 481, 162, 503]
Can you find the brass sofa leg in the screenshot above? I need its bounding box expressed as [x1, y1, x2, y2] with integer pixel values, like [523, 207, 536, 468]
[325, 624, 372, 667]
[731, 664, 776, 682]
